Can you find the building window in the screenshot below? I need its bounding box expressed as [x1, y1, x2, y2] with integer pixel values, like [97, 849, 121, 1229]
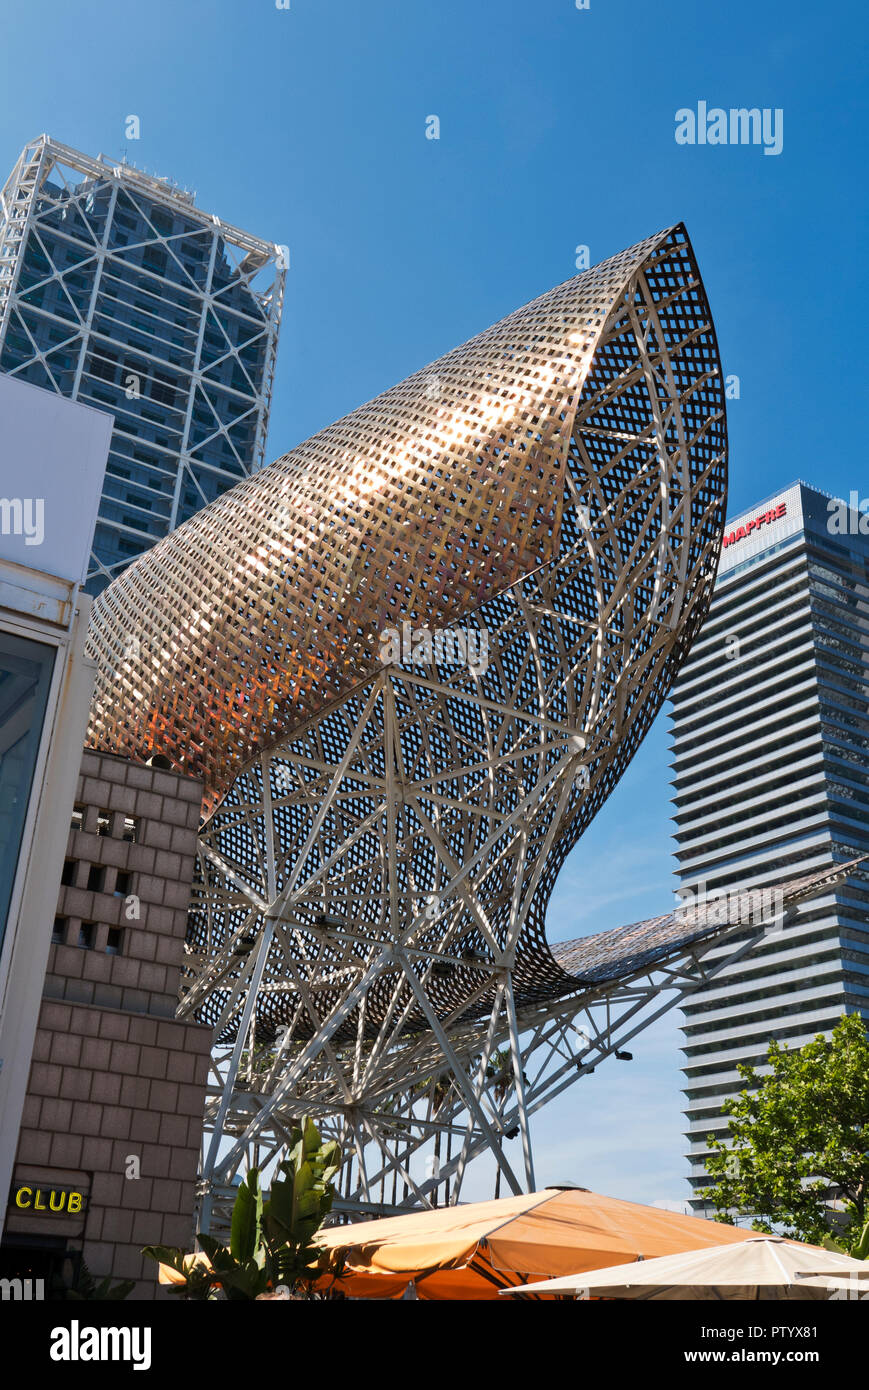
[105, 927, 123, 955]
[150, 371, 176, 407]
[86, 865, 106, 893]
[121, 816, 139, 843]
[96, 809, 111, 837]
[78, 922, 96, 950]
[88, 350, 118, 384]
[60, 859, 76, 887]
[114, 870, 131, 897]
[0, 631, 56, 953]
[52, 916, 67, 945]
[142, 246, 167, 275]
[70, 804, 85, 832]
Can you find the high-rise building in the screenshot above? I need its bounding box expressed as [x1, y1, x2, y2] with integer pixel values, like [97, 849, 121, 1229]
[0, 135, 285, 593]
[669, 481, 869, 1205]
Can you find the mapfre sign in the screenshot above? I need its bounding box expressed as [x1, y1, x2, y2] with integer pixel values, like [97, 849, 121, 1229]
[722, 501, 787, 549]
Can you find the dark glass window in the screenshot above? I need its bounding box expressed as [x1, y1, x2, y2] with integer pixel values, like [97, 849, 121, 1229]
[0, 632, 55, 950]
[150, 372, 176, 407]
[86, 865, 106, 893]
[88, 350, 118, 383]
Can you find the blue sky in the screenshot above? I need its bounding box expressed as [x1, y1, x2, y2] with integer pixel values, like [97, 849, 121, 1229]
[3, 0, 866, 1206]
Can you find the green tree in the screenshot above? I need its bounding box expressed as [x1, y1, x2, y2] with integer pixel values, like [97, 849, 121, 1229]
[702, 1013, 869, 1252]
[144, 1117, 342, 1299]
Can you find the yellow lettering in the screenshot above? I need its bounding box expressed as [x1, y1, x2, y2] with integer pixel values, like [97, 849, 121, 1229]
[34, 1189, 46, 1210]
[49, 1191, 66, 1212]
[67, 1193, 82, 1215]
[15, 1186, 32, 1208]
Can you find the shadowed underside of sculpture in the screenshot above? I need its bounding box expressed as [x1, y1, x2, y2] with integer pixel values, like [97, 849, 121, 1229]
[84, 224, 729, 1217]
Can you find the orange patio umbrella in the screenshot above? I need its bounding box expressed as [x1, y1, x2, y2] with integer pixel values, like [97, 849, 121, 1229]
[314, 1186, 760, 1300]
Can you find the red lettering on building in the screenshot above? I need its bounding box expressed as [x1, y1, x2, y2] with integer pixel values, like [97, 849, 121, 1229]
[722, 501, 787, 549]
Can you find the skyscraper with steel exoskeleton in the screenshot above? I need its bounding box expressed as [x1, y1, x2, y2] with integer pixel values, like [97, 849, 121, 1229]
[670, 481, 869, 1206]
[0, 135, 286, 593]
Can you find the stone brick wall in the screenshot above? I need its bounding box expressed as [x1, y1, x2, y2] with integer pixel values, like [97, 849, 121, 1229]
[45, 749, 202, 1017]
[4, 750, 211, 1299]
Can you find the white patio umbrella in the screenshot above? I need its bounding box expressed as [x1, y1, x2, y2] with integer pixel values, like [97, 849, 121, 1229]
[501, 1237, 869, 1300]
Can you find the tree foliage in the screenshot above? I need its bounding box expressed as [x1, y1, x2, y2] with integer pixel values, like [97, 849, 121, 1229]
[144, 1117, 342, 1299]
[702, 1013, 869, 1252]
[61, 1259, 134, 1301]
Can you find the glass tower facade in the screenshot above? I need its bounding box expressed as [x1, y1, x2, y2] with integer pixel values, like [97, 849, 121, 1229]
[0, 135, 285, 593]
[669, 481, 869, 1205]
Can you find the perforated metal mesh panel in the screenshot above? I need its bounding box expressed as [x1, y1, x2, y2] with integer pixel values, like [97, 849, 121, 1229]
[83, 225, 727, 1060]
[85, 228, 717, 802]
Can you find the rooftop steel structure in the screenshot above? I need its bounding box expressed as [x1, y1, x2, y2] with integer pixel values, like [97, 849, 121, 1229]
[85, 225, 732, 1221]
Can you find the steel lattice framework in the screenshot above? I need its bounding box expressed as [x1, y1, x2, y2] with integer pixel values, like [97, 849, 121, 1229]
[86, 224, 732, 1225]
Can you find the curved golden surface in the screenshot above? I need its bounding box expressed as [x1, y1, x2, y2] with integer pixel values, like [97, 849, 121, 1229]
[92, 225, 732, 1209]
[85, 226, 705, 813]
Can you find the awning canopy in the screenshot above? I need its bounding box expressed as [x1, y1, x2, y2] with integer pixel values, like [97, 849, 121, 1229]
[502, 1235, 856, 1301]
[314, 1187, 759, 1299]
